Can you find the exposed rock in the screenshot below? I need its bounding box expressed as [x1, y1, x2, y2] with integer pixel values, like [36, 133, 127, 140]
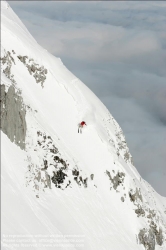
[34, 171, 41, 182]
[51, 169, 67, 187]
[129, 188, 143, 203]
[17, 55, 47, 87]
[30, 64, 36, 73]
[106, 170, 125, 190]
[155, 228, 163, 246]
[150, 222, 163, 246]
[72, 169, 79, 176]
[90, 174, 94, 180]
[72, 169, 88, 188]
[0, 84, 26, 149]
[115, 128, 133, 165]
[147, 209, 156, 219]
[121, 197, 124, 202]
[135, 206, 145, 217]
[26, 130, 71, 191]
[124, 151, 130, 162]
[18, 55, 28, 64]
[1, 50, 16, 84]
[138, 228, 155, 250]
[83, 178, 88, 188]
[45, 171, 51, 189]
[53, 156, 67, 169]
[138, 224, 163, 250]
[43, 159, 48, 170]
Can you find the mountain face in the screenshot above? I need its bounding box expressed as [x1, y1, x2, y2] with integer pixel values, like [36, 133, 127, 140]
[1, 2, 166, 250]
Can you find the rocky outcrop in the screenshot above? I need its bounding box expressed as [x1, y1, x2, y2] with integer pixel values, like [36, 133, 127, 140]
[129, 188, 143, 203]
[0, 84, 26, 150]
[135, 206, 145, 217]
[138, 225, 163, 250]
[51, 169, 67, 188]
[0, 50, 16, 84]
[138, 228, 155, 250]
[72, 169, 88, 188]
[17, 55, 47, 87]
[106, 170, 125, 190]
[103, 111, 134, 165]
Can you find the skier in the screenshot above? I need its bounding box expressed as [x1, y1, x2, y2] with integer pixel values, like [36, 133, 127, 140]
[78, 121, 87, 134]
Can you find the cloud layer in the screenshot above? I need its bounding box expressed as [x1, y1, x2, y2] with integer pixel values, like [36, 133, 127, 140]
[9, 1, 166, 196]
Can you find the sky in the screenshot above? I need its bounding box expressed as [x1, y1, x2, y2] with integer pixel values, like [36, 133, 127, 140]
[9, 1, 166, 196]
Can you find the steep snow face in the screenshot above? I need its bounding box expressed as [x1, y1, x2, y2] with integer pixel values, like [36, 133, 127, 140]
[1, 1, 166, 250]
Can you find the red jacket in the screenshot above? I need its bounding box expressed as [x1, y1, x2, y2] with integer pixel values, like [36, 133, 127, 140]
[80, 121, 86, 126]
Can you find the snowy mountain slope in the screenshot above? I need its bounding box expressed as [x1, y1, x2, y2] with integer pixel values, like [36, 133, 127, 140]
[1, 1, 166, 250]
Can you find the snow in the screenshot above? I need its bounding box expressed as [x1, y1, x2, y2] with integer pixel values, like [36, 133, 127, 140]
[1, 1, 166, 250]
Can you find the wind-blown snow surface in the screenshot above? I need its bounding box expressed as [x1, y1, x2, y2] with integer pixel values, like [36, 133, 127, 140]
[1, 1, 166, 250]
